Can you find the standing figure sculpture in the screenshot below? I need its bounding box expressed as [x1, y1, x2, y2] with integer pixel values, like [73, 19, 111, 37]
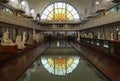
[15, 32, 26, 49]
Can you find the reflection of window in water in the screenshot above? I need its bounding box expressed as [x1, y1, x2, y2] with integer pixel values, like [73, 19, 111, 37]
[57, 40, 66, 47]
[41, 56, 80, 75]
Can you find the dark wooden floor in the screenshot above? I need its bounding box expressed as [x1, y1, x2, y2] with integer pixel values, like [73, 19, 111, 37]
[0, 42, 49, 81]
[71, 41, 120, 81]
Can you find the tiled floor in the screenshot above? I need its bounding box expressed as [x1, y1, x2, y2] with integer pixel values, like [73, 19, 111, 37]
[71, 42, 120, 81]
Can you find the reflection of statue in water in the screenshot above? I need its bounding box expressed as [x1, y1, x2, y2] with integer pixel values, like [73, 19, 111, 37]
[15, 32, 26, 49]
[57, 41, 60, 47]
[1, 31, 15, 46]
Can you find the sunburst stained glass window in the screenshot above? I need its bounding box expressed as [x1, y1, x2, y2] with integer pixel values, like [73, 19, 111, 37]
[41, 56, 80, 75]
[41, 2, 80, 21]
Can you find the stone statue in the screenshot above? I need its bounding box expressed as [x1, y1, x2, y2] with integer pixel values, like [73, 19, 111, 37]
[27, 35, 34, 45]
[15, 32, 26, 49]
[23, 32, 26, 43]
[1, 31, 15, 46]
[110, 33, 114, 40]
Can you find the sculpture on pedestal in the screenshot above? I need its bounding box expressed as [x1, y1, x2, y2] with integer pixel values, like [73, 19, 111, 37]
[110, 33, 114, 40]
[15, 32, 26, 49]
[1, 31, 15, 46]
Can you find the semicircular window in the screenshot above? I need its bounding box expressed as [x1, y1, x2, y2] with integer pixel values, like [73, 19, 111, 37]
[41, 56, 80, 75]
[41, 2, 80, 21]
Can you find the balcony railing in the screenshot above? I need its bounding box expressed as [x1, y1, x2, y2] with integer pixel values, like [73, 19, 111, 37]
[80, 9, 120, 30]
[0, 10, 40, 30]
[39, 26, 80, 31]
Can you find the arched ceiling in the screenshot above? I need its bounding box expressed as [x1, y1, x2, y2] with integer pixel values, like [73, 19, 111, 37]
[27, 0, 95, 15]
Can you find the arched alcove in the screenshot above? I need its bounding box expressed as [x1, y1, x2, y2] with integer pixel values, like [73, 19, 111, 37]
[30, 9, 36, 19]
[21, 0, 30, 15]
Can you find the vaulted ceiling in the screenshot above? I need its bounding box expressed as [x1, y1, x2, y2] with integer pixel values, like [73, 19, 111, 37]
[27, 0, 95, 15]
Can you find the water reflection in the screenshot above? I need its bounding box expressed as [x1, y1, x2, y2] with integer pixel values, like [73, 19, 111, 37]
[41, 55, 80, 75]
[18, 40, 109, 81]
[50, 40, 71, 48]
[57, 41, 60, 47]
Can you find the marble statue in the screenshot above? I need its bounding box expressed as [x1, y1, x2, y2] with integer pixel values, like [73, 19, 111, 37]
[27, 29, 44, 45]
[88, 33, 93, 38]
[110, 33, 114, 40]
[15, 32, 26, 49]
[22, 32, 26, 43]
[32, 30, 44, 43]
[27, 35, 34, 45]
[1, 31, 15, 46]
[33, 29, 36, 40]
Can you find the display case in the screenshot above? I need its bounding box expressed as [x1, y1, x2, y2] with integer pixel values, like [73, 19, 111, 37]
[80, 37, 120, 59]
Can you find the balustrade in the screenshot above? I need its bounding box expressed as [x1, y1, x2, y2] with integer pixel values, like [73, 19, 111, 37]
[81, 9, 120, 30]
[0, 10, 39, 30]
[40, 26, 80, 31]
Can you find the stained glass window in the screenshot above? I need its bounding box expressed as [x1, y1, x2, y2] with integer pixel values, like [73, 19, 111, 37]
[41, 2, 80, 21]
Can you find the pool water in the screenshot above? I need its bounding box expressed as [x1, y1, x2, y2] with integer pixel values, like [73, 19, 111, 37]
[18, 40, 109, 81]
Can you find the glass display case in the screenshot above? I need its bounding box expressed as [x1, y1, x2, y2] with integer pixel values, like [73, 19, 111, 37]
[80, 37, 120, 59]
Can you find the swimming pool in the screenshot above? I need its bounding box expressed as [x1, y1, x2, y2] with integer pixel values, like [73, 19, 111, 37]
[18, 40, 109, 81]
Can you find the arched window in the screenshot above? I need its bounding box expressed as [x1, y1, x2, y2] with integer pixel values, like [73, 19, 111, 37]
[41, 2, 80, 21]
